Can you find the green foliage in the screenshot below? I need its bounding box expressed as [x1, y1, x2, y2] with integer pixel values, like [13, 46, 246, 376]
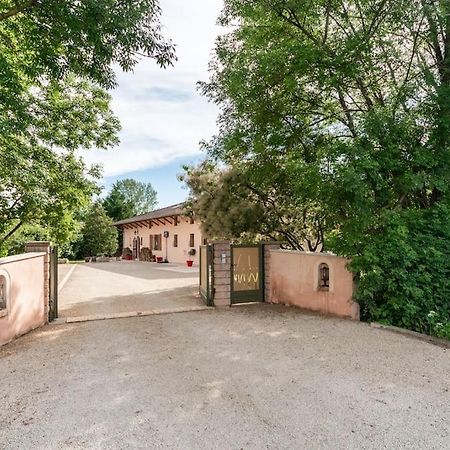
[330, 205, 450, 339]
[104, 179, 158, 219]
[103, 189, 135, 223]
[0, 0, 173, 251]
[2, 222, 82, 259]
[77, 202, 118, 257]
[181, 161, 327, 250]
[197, 0, 450, 338]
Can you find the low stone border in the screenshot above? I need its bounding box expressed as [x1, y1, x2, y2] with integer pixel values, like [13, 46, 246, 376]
[52, 305, 213, 324]
[370, 322, 450, 349]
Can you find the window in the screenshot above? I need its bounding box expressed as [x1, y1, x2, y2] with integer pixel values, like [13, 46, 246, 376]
[189, 233, 195, 248]
[318, 263, 330, 290]
[151, 234, 162, 251]
[140, 237, 143, 246]
[173, 234, 178, 247]
[203, 238, 208, 245]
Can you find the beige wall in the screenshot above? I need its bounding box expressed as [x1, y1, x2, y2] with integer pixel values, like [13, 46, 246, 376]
[122, 218, 203, 265]
[269, 250, 359, 320]
[0, 253, 47, 347]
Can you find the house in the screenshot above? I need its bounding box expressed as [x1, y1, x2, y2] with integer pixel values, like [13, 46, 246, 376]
[112, 203, 204, 265]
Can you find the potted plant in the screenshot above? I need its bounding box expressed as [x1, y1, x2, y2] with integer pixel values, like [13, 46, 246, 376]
[186, 248, 196, 267]
[122, 247, 133, 261]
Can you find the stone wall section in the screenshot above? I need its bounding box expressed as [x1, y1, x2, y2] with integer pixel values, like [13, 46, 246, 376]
[263, 243, 281, 303]
[0, 252, 47, 346]
[25, 241, 51, 320]
[211, 241, 231, 307]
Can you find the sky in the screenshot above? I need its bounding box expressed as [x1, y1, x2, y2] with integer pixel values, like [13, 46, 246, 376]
[80, 0, 224, 207]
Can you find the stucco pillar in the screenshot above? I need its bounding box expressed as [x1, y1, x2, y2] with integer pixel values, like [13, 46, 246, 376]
[212, 241, 231, 307]
[263, 242, 281, 303]
[25, 241, 51, 322]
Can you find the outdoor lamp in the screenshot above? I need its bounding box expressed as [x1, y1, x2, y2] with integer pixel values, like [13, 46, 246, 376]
[319, 263, 330, 288]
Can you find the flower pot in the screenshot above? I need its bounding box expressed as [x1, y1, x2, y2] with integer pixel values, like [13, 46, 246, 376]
[186, 260, 193, 267]
[156, 256, 163, 263]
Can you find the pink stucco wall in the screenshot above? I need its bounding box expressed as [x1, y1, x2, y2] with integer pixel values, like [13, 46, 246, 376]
[123, 218, 203, 265]
[269, 250, 359, 320]
[0, 253, 47, 346]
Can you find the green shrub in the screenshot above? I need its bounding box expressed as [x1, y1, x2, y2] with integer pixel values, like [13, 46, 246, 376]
[340, 204, 450, 339]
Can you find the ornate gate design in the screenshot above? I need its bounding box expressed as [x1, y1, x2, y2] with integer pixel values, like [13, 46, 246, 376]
[230, 245, 264, 304]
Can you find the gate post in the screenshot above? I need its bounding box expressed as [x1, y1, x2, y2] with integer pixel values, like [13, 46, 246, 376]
[262, 242, 281, 303]
[211, 241, 231, 307]
[25, 241, 51, 323]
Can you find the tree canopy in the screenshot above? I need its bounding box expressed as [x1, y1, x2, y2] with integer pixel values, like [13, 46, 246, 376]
[104, 179, 158, 220]
[78, 202, 118, 257]
[184, 0, 450, 338]
[0, 0, 174, 252]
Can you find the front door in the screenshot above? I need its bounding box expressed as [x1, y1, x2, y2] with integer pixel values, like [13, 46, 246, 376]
[230, 245, 264, 304]
[132, 237, 140, 260]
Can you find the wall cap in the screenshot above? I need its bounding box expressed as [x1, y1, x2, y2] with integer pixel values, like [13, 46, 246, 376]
[0, 252, 46, 266]
[270, 249, 349, 260]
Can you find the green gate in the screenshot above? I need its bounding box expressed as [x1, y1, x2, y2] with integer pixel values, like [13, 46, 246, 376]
[231, 244, 264, 304]
[199, 245, 213, 306]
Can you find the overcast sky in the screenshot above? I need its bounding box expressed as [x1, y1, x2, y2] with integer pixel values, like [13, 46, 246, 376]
[81, 0, 224, 207]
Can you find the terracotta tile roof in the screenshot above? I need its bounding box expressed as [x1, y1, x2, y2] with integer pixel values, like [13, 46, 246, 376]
[112, 202, 189, 227]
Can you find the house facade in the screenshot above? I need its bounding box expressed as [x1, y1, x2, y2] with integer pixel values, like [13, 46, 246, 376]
[113, 203, 203, 265]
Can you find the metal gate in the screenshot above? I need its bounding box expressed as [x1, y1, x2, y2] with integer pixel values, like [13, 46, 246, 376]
[231, 244, 264, 304]
[49, 246, 58, 321]
[199, 245, 213, 306]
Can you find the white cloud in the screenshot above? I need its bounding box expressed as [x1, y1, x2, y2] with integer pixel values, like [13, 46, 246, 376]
[80, 0, 224, 178]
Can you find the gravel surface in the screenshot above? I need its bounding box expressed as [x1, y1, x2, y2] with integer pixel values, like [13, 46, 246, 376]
[59, 261, 202, 318]
[0, 304, 449, 449]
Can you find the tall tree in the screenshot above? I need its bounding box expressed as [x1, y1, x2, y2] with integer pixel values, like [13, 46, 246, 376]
[197, 0, 450, 337]
[181, 162, 326, 251]
[0, 0, 174, 250]
[78, 202, 118, 257]
[105, 179, 158, 218]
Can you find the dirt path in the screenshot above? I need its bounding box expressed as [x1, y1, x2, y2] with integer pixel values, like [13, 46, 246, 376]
[1, 304, 449, 449]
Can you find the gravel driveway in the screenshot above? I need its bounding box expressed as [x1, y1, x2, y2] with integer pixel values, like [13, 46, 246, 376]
[1, 304, 449, 449]
[59, 261, 202, 318]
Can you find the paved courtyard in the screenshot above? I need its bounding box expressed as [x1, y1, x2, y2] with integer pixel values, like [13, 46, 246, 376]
[59, 261, 202, 318]
[1, 305, 449, 449]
